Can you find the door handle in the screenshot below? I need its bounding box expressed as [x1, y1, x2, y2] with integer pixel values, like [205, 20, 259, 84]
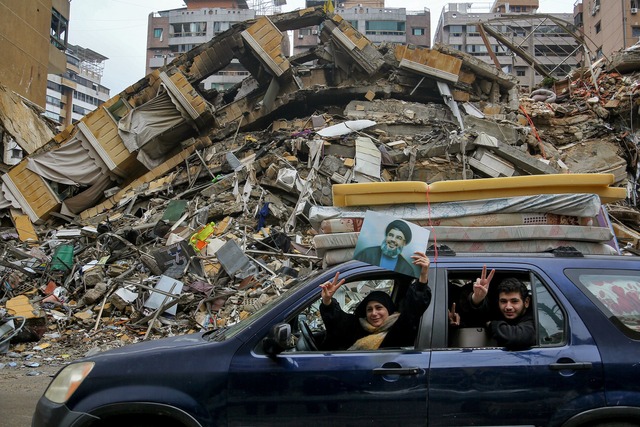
[549, 362, 592, 370]
[373, 367, 421, 375]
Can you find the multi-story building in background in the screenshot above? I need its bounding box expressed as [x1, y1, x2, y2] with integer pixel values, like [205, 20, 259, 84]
[574, 0, 640, 60]
[45, 45, 111, 129]
[293, 0, 430, 56]
[434, 1, 580, 90]
[0, 0, 69, 108]
[146, 0, 256, 92]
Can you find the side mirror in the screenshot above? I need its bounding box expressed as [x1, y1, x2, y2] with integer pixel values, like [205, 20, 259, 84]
[263, 323, 293, 357]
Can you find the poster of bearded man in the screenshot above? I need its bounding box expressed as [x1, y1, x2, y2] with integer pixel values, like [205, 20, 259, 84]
[353, 211, 430, 279]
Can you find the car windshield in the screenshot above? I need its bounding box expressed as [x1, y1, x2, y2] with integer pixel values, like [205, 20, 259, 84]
[566, 269, 640, 339]
[206, 270, 321, 342]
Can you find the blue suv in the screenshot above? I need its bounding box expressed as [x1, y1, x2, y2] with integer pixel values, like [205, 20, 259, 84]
[33, 253, 640, 427]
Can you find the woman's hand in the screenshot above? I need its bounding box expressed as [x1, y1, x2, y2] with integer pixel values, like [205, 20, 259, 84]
[411, 251, 430, 284]
[319, 271, 345, 305]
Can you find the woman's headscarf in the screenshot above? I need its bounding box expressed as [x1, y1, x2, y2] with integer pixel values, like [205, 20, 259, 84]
[354, 291, 396, 319]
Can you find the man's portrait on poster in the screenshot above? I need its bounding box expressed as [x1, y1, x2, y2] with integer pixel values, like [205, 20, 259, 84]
[353, 211, 430, 279]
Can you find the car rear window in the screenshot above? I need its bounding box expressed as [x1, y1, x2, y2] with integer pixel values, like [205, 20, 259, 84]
[565, 269, 640, 340]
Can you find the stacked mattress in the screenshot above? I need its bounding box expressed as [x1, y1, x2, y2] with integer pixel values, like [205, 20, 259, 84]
[311, 175, 625, 266]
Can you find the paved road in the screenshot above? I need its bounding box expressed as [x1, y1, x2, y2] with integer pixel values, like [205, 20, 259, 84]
[0, 365, 58, 427]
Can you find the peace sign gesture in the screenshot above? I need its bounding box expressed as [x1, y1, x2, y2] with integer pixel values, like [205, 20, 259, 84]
[471, 265, 495, 306]
[319, 271, 346, 305]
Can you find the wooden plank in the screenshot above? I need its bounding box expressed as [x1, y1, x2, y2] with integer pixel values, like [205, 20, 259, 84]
[6, 295, 38, 319]
[11, 209, 38, 242]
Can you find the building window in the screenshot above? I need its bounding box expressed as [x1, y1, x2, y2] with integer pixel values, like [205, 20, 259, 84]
[595, 21, 601, 34]
[365, 20, 405, 36]
[46, 96, 62, 108]
[515, 67, 527, 76]
[412, 28, 425, 36]
[466, 25, 479, 36]
[633, 26, 640, 37]
[72, 105, 90, 115]
[174, 44, 195, 53]
[9, 148, 22, 160]
[154, 28, 163, 38]
[574, 12, 584, 27]
[170, 22, 207, 37]
[45, 111, 62, 122]
[450, 25, 463, 37]
[47, 81, 62, 92]
[50, 8, 68, 50]
[465, 44, 488, 55]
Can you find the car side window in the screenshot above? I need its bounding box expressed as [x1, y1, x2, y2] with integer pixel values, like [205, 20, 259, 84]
[532, 275, 566, 346]
[565, 269, 640, 340]
[446, 269, 569, 349]
[285, 278, 396, 352]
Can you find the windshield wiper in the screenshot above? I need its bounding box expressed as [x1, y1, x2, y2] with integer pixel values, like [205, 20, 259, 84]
[205, 326, 229, 342]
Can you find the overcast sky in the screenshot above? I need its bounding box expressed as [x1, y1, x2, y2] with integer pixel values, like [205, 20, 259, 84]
[68, 0, 578, 95]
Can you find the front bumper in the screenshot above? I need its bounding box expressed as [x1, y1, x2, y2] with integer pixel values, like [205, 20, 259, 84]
[32, 397, 99, 427]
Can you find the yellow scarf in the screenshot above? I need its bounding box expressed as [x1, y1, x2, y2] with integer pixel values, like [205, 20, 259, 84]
[348, 313, 400, 350]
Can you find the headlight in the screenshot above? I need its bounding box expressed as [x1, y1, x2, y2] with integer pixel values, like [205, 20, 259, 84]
[44, 362, 95, 403]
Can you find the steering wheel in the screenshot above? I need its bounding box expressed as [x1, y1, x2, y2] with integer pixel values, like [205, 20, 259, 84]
[297, 319, 319, 351]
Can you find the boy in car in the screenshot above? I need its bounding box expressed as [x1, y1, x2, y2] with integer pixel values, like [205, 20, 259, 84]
[462, 266, 536, 350]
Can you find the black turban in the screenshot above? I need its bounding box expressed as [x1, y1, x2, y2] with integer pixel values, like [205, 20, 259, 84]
[385, 219, 412, 244]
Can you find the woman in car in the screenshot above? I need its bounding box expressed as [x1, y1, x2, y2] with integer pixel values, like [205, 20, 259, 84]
[318, 251, 431, 350]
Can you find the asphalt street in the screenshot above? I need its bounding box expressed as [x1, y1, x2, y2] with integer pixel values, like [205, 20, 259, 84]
[0, 364, 58, 427]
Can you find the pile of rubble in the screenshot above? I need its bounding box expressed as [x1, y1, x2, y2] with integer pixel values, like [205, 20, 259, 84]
[1, 7, 640, 367]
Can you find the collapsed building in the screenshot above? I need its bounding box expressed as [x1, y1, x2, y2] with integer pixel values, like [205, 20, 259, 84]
[0, 7, 522, 227]
[1, 7, 640, 362]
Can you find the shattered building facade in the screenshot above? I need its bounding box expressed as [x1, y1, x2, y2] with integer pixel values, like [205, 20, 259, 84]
[293, 0, 431, 56]
[146, 0, 256, 92]
[434, 2, 580, 89]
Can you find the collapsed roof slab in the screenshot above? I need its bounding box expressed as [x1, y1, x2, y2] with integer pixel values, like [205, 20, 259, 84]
[165, 7, 327, 85]
[434, 43, 520, 108]
[492, 141, 558, 175]
[241, 16, 291, 80]
[395, 45, 462, 85]
[320, 16, 385, 76]
[0, 85, 55, 157]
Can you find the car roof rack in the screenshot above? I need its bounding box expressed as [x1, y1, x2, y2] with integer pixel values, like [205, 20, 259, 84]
[545, 246, 584, 257]
[426, 244, 456, 256]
